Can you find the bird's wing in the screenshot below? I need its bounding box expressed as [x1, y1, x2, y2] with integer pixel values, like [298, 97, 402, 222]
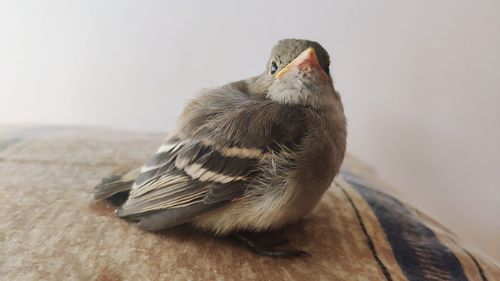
[116, 87, 308, 230]
[117, 136, 261, 218]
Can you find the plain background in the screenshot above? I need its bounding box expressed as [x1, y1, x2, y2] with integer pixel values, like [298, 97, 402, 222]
[1, 1, 499, 261]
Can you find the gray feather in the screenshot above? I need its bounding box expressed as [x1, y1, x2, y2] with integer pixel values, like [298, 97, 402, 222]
[93, 168, 139, 200]
[136, 202, 224, 231]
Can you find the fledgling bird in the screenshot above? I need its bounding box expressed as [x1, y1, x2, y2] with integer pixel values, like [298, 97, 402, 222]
[94, 39, 347, 257]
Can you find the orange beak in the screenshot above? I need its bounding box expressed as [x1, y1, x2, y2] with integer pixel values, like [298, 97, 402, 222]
[275, 47, 325, 79]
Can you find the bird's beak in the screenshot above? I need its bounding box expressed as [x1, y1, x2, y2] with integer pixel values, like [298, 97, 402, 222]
[275, 47, 325, 79]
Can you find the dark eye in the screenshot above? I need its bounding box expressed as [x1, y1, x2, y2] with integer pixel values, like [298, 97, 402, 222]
[270, 62, 278, 75]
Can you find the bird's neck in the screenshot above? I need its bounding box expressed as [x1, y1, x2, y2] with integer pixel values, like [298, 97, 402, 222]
[227, 75, 270, 98]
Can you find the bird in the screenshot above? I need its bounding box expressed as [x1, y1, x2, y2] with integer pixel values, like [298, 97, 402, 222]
[94, 39, 347, 257]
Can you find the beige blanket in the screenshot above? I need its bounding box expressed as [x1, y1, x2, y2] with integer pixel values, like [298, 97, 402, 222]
[0, 126, 498, 280]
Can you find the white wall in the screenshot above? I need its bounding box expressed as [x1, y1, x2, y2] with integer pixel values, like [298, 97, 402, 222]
[1, 1, 499, 260]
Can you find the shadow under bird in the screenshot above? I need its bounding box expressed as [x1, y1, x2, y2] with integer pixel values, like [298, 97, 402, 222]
[94, 39, 347, 257]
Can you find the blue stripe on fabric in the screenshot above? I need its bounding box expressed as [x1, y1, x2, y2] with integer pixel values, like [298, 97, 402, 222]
[341, 170, 469, 281]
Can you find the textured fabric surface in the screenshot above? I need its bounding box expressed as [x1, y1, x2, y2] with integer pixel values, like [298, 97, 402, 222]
[0, 126, 498, 281]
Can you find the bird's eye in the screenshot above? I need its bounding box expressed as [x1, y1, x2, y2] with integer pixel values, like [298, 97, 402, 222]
[270, 62, 278, 75]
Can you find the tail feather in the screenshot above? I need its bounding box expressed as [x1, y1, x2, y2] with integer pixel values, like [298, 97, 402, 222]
[93, 168, 140, 201]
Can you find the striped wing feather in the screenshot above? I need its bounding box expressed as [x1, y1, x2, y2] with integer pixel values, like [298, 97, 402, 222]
[116, 136, 259, 229]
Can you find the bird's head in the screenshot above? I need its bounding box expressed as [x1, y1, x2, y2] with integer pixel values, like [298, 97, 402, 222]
[250, 39, 338, 109]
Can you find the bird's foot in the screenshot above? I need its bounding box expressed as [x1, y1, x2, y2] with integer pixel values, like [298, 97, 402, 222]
[231, 233, 309, 258]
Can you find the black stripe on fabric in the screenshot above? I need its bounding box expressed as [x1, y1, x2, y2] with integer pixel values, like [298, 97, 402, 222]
[340, 186, 393, 281]
[341, 170, 469, 281]
[463, 249, 489, 281]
